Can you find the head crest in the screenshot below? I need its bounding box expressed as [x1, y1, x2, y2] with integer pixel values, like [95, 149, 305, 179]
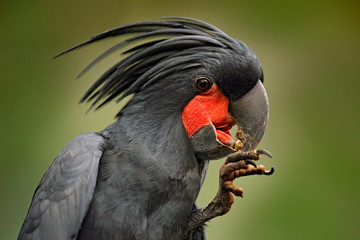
[56, 17, 248, 113]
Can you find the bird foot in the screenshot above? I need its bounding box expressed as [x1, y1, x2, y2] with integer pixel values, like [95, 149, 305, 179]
[186, 149, 273, 234]
[215, 149, 274, 215]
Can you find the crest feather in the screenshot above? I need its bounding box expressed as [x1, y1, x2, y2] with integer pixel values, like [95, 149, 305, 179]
[57, 17, 246, 112]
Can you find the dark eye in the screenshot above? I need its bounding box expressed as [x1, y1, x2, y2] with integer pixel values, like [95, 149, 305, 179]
[196, 77, 212, 92]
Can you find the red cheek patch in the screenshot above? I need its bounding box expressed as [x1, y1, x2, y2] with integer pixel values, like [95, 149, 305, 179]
[182, 84, 235, 145]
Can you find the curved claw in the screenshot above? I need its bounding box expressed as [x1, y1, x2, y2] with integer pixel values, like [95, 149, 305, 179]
[245, 160, 257, 168]
[256, 149, 272, 158]
[264, 167, 275, 175]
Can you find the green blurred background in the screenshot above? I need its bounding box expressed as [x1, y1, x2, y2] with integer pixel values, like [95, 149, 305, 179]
[1, 0, 359, 239]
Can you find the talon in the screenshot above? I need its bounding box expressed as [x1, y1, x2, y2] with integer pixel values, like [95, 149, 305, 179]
[256, 149, 272, 158]
[244, 160, 257, 168]
[264, 167, 275, 175]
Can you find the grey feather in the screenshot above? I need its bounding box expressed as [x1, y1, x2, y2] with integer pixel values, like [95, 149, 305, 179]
[56, 17, 248, 115]
[18, 133, 105, 240]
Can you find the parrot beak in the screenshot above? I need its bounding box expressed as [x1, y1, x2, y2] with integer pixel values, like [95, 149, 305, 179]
[190, 80, 269, 160]
[229, 80, 269, 151]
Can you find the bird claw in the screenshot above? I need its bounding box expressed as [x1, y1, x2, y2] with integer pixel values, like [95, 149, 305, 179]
[213, 149, 274, 214]
[244, 160, 257, 168]
[185, 149, 274, 233]
[224, 149, 274, 175]
[255, 149, 272, 158]
[264, 167, 275, 175]
[255, 150, 274, 175]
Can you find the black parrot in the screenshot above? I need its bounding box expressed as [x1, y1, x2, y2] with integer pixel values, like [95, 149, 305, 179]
[18, 17, 272, 240]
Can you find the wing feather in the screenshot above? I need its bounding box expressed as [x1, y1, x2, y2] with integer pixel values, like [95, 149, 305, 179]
[18, 132, 105, 240]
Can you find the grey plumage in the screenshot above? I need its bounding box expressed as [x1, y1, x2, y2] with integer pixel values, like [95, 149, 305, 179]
[18, 133, 104, 240]
[19, 17, 264, 240]
[55, 17, 251, 114]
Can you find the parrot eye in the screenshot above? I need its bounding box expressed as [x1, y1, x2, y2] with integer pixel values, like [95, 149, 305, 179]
[196, 77, 212, 92]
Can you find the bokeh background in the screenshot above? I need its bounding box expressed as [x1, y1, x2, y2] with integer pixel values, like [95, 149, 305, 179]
[1, 0, 359, 239]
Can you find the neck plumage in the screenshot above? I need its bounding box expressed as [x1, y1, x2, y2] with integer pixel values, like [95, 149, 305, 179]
[105, 95, 200, 180]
